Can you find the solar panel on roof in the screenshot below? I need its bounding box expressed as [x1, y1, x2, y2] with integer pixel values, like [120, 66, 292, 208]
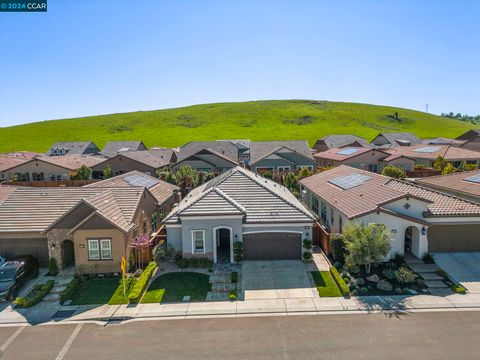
[337, 147, 360, 156]
[464, 174, 480, 184]
[124, 174, 159, 188]
[413, 146, 441, 153]
[328, 173, 372, 189]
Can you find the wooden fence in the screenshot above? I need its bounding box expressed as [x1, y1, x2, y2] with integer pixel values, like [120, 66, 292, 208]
[313, 221, 331, 255]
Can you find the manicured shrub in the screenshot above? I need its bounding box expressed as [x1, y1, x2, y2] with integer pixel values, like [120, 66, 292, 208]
[199, 258, 212, 268]
[351, 289, 358, 296]
[377, 280, 393, 292]
[229, 291, 236, 301]
[359, 287, 368, 294]
[330, 267, 350, 296]
[231, 272, 238, 283]
[128, 261, 157, 303]
[330, 234, 345, 262]
[60, 278, 82, 303]
[435, 269, 449, 279]
[188, 258, 199, 268]
[173, 252, 183, 262]
[395, 287, 402, 294]
[303, 252, 313, 261]
[382, 268, 395, 280]
[303, 239, 313, 250]
[394, 267, 417, 285]
[394, 253, 405, 267]
[422, 253, 435, 264]
[355, 277, 365, 286]
[233, 241, 243, 262]
[176, 258, 188, 269]
[15, 280, 54, 308]
[48, 258, 58, 276]
[333, 261, 343, 270]
[416, 278, 426, 287]
[381, 165, 406, 179]
[451, 284, 466, 294]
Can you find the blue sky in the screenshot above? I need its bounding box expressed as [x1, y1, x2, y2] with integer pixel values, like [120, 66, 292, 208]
[0, 0, 479, 126]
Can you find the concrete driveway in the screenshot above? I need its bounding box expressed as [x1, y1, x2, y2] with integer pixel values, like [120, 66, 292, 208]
[433, 253, 480, 293]
[242, 260, 317, 300]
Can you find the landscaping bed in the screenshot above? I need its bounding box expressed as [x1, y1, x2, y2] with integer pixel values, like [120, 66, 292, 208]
[142, 272, 211, 303]
[340, 259, 428, 296]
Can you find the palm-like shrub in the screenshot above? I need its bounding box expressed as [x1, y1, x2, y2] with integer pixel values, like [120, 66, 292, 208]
[394, 267, 417, 285]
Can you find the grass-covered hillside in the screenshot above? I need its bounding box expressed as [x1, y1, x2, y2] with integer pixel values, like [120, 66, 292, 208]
[0, 100, 474, 153]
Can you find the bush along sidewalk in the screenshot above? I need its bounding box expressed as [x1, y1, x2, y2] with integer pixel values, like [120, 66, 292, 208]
[128, 262, 158, 304]
[330, 267, 350, 297]
[59, 278, 83, 304]
[14, 280, 54, 308]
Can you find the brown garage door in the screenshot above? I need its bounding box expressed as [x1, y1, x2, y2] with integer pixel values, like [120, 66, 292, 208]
[429, 225, 480, 252]
[0, 238, 49, 266]
[243, 233, 301, 260]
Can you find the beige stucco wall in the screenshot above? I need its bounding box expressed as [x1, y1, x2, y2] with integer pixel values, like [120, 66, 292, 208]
[1, 159, 70, 181]
[91, 156, 156, 177]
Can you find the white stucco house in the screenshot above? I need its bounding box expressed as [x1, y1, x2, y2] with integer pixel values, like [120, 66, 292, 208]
[163, 167, 315, 262]
[300, 165, 480, 259]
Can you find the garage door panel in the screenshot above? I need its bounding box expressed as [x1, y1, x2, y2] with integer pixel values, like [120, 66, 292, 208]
[243, 233, 301, 260]
[0, 238, 49, 266]
[429, 225, 480, 252]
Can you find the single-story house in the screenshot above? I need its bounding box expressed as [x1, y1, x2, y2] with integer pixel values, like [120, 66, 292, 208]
[163, 166, 315, 262]
[371, 132, 421, 148]
[313, 135, 370, 153]
[46, 141, 100, 156]
[314, 147, 392, 173]
[101, 141, 147, 158]
[0, 155, 105, 182]
[0, 172, 179, 273]
[415, 169, 480, 203]
[456, 129, 480, 152]
[249, 141, 317, 173]
[91, 149, 176, 178]
[385, 145, 480, 168]
[0, 152, 39, 182]
[300, 165, 480, 258]
[172, 147, 238, 173]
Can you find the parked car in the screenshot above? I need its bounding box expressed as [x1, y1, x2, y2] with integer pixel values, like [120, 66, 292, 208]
[0, 256, 39, 301]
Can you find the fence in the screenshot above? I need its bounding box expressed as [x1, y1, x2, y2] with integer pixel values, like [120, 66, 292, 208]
[313, 221, 331, 255]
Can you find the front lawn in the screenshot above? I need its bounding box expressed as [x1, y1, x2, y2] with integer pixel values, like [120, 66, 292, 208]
[69, 277, 135, 305]
[311, 271, 342, 297]
[142, 272, 211, 303]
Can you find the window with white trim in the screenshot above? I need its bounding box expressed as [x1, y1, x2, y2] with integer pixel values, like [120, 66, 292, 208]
[312, 196, 319, 214]
[277, 166, 291, 172]
[88, 239, 112, 260]
[192, 230, 205, 253]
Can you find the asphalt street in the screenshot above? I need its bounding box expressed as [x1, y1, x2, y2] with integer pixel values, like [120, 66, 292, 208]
[0, 311, 479, 359]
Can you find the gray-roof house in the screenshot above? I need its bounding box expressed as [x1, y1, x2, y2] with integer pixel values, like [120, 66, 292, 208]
[249, 141, 317, 173]
[91, 149, 176, 178]
[300, 165, 480, 258]
[101, 141, 147, 158]
[371, 132, 421, 148]
[456, 129, 480, 152]
[172, 141, 240, 173]
[313, 135, 370, 153]
[163, 166, 315, 263]
[46, 141, 100, 156]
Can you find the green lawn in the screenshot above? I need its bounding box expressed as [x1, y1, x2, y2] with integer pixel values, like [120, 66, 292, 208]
[311, 271, 342, 297]
[142, 272, 211, 303]
[0, 100, 474, 153]
[69, 277, 135, 305]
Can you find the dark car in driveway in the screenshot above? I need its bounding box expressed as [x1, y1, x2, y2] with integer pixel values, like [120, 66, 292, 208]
[0, 256, 39, 301]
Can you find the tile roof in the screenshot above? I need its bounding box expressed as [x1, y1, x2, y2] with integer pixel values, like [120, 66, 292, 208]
[109, 149, 174, 169]
[316, 135, 370, 149]
[300, 165, 480, 219]
[249, 140, 314, 163]
[35, 155, 106, 170]
[385, 145, 480, 161]
[46, 141, 99, 156]
[372, 132, 421, 147]
[85, 170, 179, 205]
[0, 186, 149, 233]
[0, 155, 32, 172]
[415, 169, 480, 200]
[101, 141, 146, 157]
[164, 166, 314, 224]
[0, 186, 16, 205]
[313, 147, 383, 161]
[177, 141, 240, 163]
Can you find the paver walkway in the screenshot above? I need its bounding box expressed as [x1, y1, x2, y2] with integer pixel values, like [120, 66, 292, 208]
[405, 255, 449, 293]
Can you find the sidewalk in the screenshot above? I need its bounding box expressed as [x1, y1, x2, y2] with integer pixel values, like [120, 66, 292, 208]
[2, 291, 479, 325]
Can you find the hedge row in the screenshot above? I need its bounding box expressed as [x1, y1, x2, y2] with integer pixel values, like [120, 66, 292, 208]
[330, 267, 350, 297]
[128, 261, 158, 303]
[14, 280, 54, 308]
[60, 278, 82, 304]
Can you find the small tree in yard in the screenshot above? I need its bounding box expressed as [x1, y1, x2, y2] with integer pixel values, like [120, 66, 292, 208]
[298, 167, 313, 180]
[71, 165, 92, 180]
[381, 165, 406, 179]
[283, 172, 299, 195]
[103, 165, 113, 179]
[343, 223, 391, 273]
[175, 165, 199, 194]
[433, 155, 448, 171]
[442, 163, 456, 175]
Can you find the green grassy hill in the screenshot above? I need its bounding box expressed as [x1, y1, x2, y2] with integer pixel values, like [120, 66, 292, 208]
[0, 100, 474, 153]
